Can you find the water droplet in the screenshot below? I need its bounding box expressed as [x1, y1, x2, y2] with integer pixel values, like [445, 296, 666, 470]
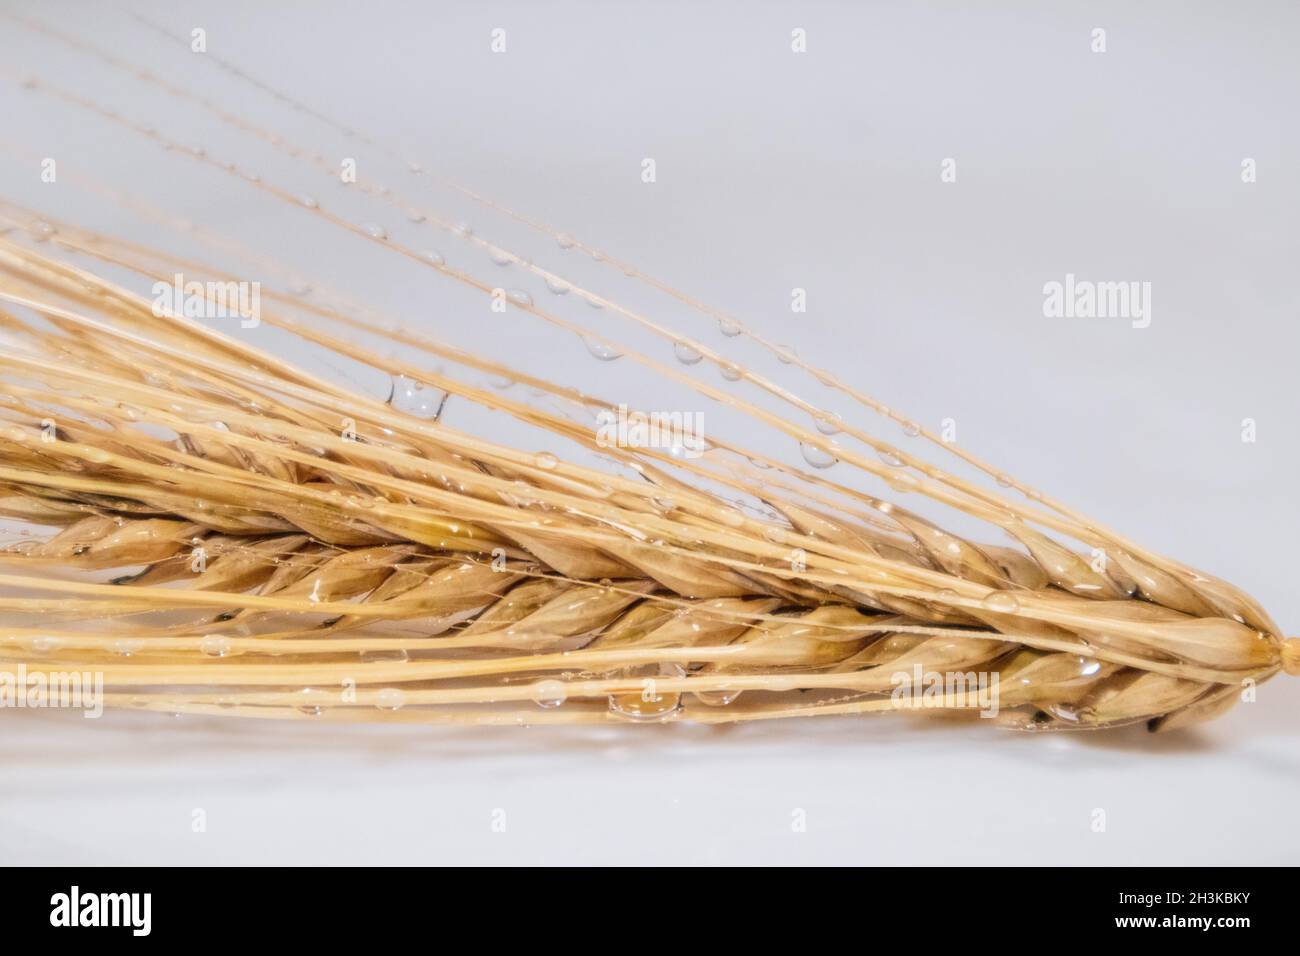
[111, 639, 144, 657]
[422, 250, 445, 266]
[584, 297, 604, 310]
[375, 687, 406, 711]
[507, 288, 533, 307]
[531, 679, 567, 709]
[878, 448, 906, 468]
[608, 664, 684, 722]
[30, 636, 61, 653]
[981, 591, 1020, 614]
[583, 338, 623, 361]
[545, 276, 570, 295]
[887, 473, 920, 493]
[199, 635, 231, 657]
[800, 443, 837, 469]
[488, 248, 513, 267]
[718, 318, 742, 337]
[363, 223, 388, 240]
[715, 506, 746, 528]
[535, 451, 558, 470]
[556, 233, 576, 249]
[901, 420, 922, 438]
[28, 220, 55, 242]
[718, 361, 743, 381]
[452, 221, 473, 238]
[814, 411, 842, 435]
[405, 207, 426, 223]
[360, 647, 409, 663]
[499, 480, 540, 508]
[295, 689, 323, 717]
[775, 344, 798, 364]
[673, 341, 703, 365]
[996, 474, 1014, 488]
[693, 687, 741, 707]
[388, 374, 446, 419]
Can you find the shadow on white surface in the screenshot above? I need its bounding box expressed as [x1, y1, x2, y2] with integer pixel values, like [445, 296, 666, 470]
[2, 688, 1295, 865]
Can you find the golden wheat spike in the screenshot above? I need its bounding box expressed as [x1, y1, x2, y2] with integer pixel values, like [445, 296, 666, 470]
[0, 223, 1293, 733]
[0, 16, 1295, 732]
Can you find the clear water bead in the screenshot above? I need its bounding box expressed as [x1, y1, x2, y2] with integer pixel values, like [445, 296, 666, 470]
[814, 411, 842, 435]
[608, 664, 685, 722]
[583, 338, 623, 361]
[531, 679, 567, 709]
[388, 374, 445, 419]
[887, 472, 920, 493]
[375, 687, 406, 711]
[981, 591, 1021, 614]
[360, 647, 410, 663]
[800, 443, 838, 469]
[199, 635, 232, 657]
[674, 341, 703, 365]
[693, 687, 742, 707]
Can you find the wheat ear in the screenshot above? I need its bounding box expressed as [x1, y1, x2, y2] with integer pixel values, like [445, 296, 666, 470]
[0, 22, 1295, 730]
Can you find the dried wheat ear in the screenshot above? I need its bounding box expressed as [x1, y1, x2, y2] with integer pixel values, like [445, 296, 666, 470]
[1, 223, 1292, 733]
[0, 14, 1295, 731]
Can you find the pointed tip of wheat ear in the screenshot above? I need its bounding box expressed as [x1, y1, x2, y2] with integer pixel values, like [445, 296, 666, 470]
[1282, 639, 1300, 676]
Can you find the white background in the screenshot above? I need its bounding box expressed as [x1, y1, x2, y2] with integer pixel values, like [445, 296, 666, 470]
[1, 0, 1297, 864]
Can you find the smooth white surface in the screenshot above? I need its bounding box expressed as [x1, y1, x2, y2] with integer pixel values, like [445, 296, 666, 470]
[1, 696, 1296, 866]
[0, 0, 1297, 865]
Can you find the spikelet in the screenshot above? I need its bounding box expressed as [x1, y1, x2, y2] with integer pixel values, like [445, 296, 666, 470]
[0, 10, 1294, 732]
